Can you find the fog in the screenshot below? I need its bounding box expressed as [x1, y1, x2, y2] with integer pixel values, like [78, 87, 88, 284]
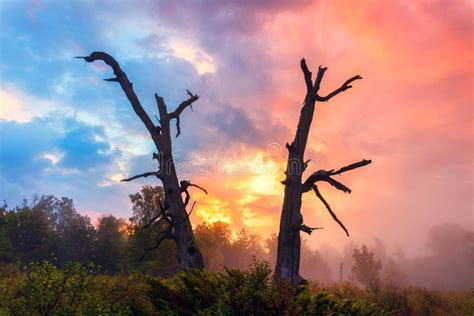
[208, 222, 473, 291]
[285, 223, 473, 290]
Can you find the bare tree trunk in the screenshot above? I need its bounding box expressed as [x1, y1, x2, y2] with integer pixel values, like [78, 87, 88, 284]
[77, 52, 204, 269]
[274, 58, 370, 285]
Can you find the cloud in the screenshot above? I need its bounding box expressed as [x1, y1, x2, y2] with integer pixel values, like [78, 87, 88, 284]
[0, 116, 124, 212]
[0, 118, 55, 180]
[55, 120, 115, 170]
[0, 84, 63, 122]
[0, 0, 472, 260]
[208, 105, 264, 147]
[0, 89, 35, 123]
[0, 116, 114, 177]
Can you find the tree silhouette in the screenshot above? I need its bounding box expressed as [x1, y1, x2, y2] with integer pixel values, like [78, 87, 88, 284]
[352, 245, 382, 291]
[95, 215, 127, 273]
[274, 58, 371, 285]
[77, 52, 205, 269]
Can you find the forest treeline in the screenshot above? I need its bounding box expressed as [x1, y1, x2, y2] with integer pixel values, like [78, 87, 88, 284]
[1, 186, 472, 291]
[1, 186, 473, 314]
[0, 189, 268, 276]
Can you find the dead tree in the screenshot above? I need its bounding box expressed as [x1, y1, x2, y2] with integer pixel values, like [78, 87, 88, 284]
[274, 58, 371, 285]
[76, 52, 205, 269]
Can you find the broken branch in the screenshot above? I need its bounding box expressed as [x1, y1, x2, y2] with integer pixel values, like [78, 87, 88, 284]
[312, 185, 349, 237]
[300, 58, 313, 93]
[329, 159, 372, 176]
[300, 224, 323, 235]
[121, 172, 160, 182]
[75, 52, 157, 136]
[302, 159, 371, 192]
[316, 75, 362, 102]
[188, 183, 208, 195]
[168, 90, 199, 137]
[313, 66, 328, 93]
[322, 177, 352, 194]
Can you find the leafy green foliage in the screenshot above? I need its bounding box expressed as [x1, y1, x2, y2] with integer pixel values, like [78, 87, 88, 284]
[126, 185, 180, 277]
[0, 205, 18, 263]
[0, 192, 472, 315]
[0, 261, 140, 315]
[0, 261, 472, 315]
[95, 215, 127, 273]
[1, 196, 96, 266]
[352, 245, 382, 291]
[4, 200, 57, 264]
[194, 222, 265, 272]
[146, 259, 380, 315]
[0, 190, 267, 277]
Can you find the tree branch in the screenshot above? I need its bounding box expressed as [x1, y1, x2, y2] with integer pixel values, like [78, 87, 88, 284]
[300, 224, 323, 235]
[180, 180, 207, 209]
[175, 115, 181, 137]
[75, 52, 157, 136]
[300, 58, 313, 93]
[329, 159, 372, 176]
[121, 172, 160, 182]
[302, 159, 371, 192]
[180, 180, 208, 194]
[188, 183, 208, 195]
[313, 66, 328, 93]
[174, 201, 196, 226]
[316, 75, 362, 102]
[139, 232, 174, 261]
[139, 201, 176, 260]
[303, 159, 311, 171]
[183, 188, 190, 208]
[322, 177, 352, 194]
[302, 170, 331, 192]
[139, 201, 167, 231]
[140, 214, 161, 231]
[312, 185, 349, 237]
[170, 90, 199, 118]
[169, 90, 199, 137]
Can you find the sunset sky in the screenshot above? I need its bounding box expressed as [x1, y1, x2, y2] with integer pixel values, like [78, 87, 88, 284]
[0, 0, 472, 256]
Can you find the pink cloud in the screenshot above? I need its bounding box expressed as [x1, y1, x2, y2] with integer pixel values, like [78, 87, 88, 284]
[167, 0, 473, 256]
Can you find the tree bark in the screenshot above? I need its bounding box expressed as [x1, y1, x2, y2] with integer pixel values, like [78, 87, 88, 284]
[274, 58, 369, 285]
[77, 52, 204, 269]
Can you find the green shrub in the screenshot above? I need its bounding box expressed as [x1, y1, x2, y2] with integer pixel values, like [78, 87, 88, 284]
[1, 261, 472, 315]
[0, 262, 152, 315]
[144, 258, 379, 315]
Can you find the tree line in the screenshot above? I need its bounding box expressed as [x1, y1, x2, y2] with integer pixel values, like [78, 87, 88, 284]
[2, 185, 472, 291]
[0, 186, 338, 281]
[0, 188, 252, 276]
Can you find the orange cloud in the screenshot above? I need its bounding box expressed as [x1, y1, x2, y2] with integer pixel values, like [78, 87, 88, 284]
[180, 0, 473, 255]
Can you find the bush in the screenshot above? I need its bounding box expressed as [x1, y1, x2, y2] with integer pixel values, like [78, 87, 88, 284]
[317, 282, 473, 315]
[145, 258, 378, 315]
[0, 262, 153, 315]
[1, 260, 472, 315]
